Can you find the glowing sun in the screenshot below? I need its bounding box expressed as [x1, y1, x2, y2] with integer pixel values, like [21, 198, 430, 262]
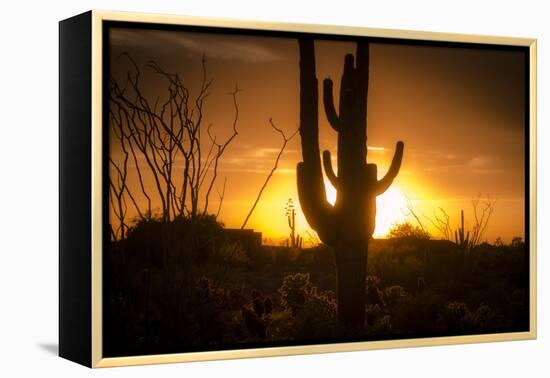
[373, 186, 408, 237]
[324, 178, 408, 238]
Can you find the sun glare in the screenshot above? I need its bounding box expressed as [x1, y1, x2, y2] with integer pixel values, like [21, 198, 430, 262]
[374, 186, 408, 238]
[324, 178, 337, 206]
[324, 178, 408, 238]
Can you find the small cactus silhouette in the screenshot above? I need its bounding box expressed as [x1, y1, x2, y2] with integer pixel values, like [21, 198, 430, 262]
[285, 199, 303, 249]
[454, 209, 470, 252]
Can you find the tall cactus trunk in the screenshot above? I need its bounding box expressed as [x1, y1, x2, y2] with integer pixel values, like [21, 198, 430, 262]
[297, 38, 404, 328]
[335, 244, 368, 327]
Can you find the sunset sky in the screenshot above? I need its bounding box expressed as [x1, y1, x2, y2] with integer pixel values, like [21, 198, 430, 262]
[108, 26, 526, 244]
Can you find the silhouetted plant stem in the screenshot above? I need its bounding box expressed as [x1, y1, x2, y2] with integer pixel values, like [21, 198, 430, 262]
[241, 119, 298, 229]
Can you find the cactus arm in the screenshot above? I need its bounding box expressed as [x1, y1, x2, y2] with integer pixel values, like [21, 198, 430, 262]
[297, 163, 334, 244]
[356, 41, 369, 85]
[374, 141, 404, 195]
[323, 79, 341, 131]
[298, 38, 321, 167]
[322, 150, 339, 189]
[297, 38, 335, 244]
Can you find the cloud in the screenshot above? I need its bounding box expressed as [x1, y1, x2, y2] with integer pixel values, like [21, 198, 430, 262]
[367, 146, 385, 151]
[217, 167, 295, 175]
[110, 29, 283, 63]
[471, 168, 504, 175]
[467, 156, 491, 167]
[421, 153, 504, 175]
[253, 147, 299, 157]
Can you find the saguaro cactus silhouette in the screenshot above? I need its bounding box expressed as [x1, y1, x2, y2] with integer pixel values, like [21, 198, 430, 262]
[297, 38, 404, 327]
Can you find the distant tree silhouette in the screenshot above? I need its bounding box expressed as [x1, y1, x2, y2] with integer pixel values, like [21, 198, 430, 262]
[388, 222, 430, 240]
[511, 236, 523, 248]
[296, 38, 404, 327]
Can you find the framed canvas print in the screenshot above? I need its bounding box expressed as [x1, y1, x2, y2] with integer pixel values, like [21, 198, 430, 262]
[59, 10, 537, 368]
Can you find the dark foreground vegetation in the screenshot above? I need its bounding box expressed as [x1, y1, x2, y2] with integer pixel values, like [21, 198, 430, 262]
[104, 217, 528, 357]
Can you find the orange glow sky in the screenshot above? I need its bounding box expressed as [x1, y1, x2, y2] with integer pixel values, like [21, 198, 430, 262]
[108, 27, 526, 244]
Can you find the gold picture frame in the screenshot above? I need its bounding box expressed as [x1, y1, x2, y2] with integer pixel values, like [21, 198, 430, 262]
[59, 10, 537, 368]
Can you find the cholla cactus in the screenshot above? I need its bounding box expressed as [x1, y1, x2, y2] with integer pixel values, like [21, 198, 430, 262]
[383, 285, 407, 307]
[285, 198, 303, 249]
[241, 305, 267, 338]
[241, 291, 273, 338]
[278, 273, 336, 320]
[279, 272, 312, 315]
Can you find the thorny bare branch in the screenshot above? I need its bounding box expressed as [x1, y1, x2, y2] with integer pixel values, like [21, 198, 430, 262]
[405, 193, 496, 248]
[108, 54, 240, 238]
